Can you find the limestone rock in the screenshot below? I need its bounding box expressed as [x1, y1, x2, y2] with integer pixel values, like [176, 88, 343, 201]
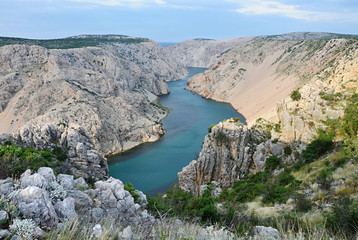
[54, 197, 77, 221]
[90, 208, 104, 223]
[0, 211, 8, 226]
[57, 174, 75, 190]
[0, 229, 10, 239]
[118, 226, 133, 240]
[66, 190, 93, 213]
[0, 40, 186, 160]
[74, 177, 88, 190]
[20, 172, 48, 190]
[13, 186, 58, 228]
[178, 119, 268, 196]
[92, 224, 103, 239]
[254, 226, 279, 239]
[37, 167, 56, 184]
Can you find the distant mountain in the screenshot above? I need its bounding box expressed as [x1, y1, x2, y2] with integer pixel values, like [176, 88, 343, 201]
[166, 32, 358, 68]
[0, 35, 149, 49]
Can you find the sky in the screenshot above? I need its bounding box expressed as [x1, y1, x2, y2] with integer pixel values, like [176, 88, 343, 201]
[0, 0, 358, 42]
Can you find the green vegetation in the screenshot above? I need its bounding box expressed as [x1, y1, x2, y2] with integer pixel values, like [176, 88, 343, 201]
[265, 155, 282, 171]
[208, 124, 216, 133]
[124, 182, 140, 203]
[301, 130, 334, 163]
[290, 88, 301, 101]
[0, 35, 148, 49]
[0, 143, 68, 178]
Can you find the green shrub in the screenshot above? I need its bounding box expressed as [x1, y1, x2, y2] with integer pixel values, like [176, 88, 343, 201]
[302, 130, 334, 163]
[208, 124, 216, 133]
[147, 184, 191, 217]
[284, 145, 292, 155]
[290, 89, 301, 101]
[265, 156, 282, 171]
[185, 187, 219, 223]
[124, 183, 140, 203]
[325, 197, 358, 237]
[341, 94, 358, 137]
[215, 130, 229, 144]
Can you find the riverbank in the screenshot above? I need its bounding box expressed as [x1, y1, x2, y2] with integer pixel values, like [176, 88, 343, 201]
[108, 67, 245, 194]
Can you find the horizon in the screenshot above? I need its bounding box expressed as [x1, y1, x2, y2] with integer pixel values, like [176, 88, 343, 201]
[1, 1, 358, 42]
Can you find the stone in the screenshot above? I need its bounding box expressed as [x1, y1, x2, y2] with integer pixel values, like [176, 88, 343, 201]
[67, 190, 93, 213]
[118, 226, 133, 240]
[0, 182, 14, 198]
[12, 186, 58, 228]
[20, 173, 48, 189]
[91, 208, 104, 223]
[37, 167, 56, 184]
[134, 190, 147, 206]
[55, 197, 77, 221]
[254, 226, 279, 239]
[57, 174, 75, 190]
[0, 211, 8, 226]
[75, 177, 88, 190]
[0, 229, 10, 239]
[34, 227, 47, 239]
[92, 224, 103, 239]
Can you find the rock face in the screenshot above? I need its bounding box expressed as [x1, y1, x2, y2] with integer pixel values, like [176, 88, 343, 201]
[166, 37, 254, 68]
[0, 39, 187, 158]
[178, 119, 293, 196]
[184, 38, 358, 125]
[6, 167, 153, 230]
[166, 32, 355, 68]
[275, 81, 345, 143]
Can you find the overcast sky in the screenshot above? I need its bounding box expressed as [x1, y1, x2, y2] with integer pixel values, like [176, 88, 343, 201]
[1, 0, 357, 42]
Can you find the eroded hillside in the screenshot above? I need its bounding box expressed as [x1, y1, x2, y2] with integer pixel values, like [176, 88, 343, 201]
[0, 38, 187, 157]
[185, 38, 358, 125]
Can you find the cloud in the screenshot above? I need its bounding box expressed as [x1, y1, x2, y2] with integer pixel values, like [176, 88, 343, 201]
[232, 0, 342, 21]
[68, 0, 166, 8]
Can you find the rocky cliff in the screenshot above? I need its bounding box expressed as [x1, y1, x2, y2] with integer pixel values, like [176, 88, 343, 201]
[166, 32, 357, 68]
[178, 118, 291, 196]
[185, 38, 358, 125]
[0, 38, 187, 160]
[165, 37, 254, 68]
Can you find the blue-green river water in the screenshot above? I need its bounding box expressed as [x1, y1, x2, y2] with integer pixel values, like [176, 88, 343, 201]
[108, 68, 245, 195]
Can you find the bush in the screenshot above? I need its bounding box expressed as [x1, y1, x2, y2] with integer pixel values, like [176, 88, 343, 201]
[302, 130, 334, 163]
[265, 156, 282, 171]
[284, 145, 292, 155]
[185, 187, 219, 223]
[325, 197, 358, 237]
[124, 183, 140, 203]
[208, 124, 215, 133]
[341, 94, 358, 137]
[290, 89, 301, 101]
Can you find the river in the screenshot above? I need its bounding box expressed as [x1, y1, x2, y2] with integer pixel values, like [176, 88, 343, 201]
[108, 67, 245, 196]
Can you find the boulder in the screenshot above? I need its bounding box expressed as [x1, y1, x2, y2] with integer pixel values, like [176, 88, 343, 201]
[54, 197, 77, 221]
[254, 226, 279, 239]
[91, 208, 104, 223]
[20, 171, 48, 189]
[74, 177, 88, 190]
[0, 229, 10, 239]
[37, 167, 56, 184]
[67, 190, 93, 213]
[92, 224, 103, 239]
[57, 174, 75, 190]
[118, 226, 133, 240]
[12, 186, 58, 228]
[0, 211, 8, 226]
